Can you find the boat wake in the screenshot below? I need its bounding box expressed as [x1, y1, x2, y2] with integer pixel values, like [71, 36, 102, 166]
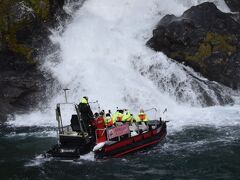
[25, 154, 53, 167]
[25, 151, 96, 167]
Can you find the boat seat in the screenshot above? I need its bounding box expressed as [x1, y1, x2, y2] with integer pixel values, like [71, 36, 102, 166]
[129, 123, 138, 132]
[70, 114, 81, 132]
[138, 122, 148, 132]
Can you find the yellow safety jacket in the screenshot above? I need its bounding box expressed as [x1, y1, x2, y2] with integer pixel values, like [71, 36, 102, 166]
[122, 111, 133, 122]
[104, 116, 113, 127]
[136, 112, 149, 122]
[112, 111, 123, 123]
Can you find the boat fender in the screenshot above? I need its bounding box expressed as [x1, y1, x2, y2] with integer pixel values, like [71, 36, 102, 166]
[93, 142, 105, 152]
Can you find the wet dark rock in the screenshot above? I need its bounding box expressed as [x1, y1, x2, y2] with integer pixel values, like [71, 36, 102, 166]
[0, 0, 69, 121]
[147, 2, 240, 90]
[225, 0, 240, 12]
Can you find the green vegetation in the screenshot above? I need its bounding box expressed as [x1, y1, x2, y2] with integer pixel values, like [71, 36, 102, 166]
[26, 0, 50, 20]
[185, 32, 236, 71]
[0, 0, 51, 64]
[169, 32, 237, 72]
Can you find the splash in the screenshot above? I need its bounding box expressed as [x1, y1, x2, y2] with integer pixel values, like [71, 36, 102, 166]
[8, 0, 240, 131]
[25, 154, 52, 167]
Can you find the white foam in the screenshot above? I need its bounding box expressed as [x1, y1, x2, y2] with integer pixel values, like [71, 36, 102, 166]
[25, 154, 52, 167]
[7, 110, 56, 127]
[9, 0, 240, 133]
[168, 105, 240, 133]
[175, 0, 230, 12]
[79, 151, 95, 161]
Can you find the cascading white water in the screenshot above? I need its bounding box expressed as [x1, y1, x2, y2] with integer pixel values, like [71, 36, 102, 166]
[9, 0, 240, 132]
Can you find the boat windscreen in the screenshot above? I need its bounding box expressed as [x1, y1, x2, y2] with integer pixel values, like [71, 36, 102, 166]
[58, 104, 77, 126]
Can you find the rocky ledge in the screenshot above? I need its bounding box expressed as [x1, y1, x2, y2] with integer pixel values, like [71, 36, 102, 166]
[147, 2, 240, 90]
[0, 0, 66, 120]
[225, 0, 240, 12]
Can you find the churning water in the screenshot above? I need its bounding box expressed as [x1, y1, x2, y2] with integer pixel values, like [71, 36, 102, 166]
[1, 0, 240, 179]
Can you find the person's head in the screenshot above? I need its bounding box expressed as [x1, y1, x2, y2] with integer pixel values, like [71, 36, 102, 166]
[140, 109, 144, 113]
[80, 96, 88, 104]
[100, 110, 105, 116]
[94, 112, 99, 118]
[118, 109, 123, 114]
[83, 96, 88, 101]
[106, 113, 111, 117]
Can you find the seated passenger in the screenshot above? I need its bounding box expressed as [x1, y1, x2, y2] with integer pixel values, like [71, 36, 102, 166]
[104, 113, 114, 127]
[112, 109, 124, 124]
[122, 109, 133, 124]
[135, 109, 149, 124]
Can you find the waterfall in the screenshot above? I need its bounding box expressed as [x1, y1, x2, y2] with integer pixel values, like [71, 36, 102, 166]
[9, 0, 240, 131]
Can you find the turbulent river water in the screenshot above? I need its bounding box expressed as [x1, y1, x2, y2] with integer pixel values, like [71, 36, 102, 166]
[1, 0, 240, 179]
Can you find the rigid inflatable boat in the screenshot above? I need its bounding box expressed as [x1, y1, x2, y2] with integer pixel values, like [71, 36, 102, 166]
[47, 102, 167, 159]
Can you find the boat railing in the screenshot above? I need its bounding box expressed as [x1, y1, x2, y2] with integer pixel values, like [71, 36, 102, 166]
[95, 123, 131, 142]
[62, 125, 72, 133]
[95, 120, 164, 142]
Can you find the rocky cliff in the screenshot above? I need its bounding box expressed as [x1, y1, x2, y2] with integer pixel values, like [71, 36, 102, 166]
[225, 0, 240, 12]
[147, 2, 240, 90]
[0, 0, 66, 120]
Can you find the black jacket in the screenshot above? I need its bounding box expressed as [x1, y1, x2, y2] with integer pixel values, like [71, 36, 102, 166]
[78, 103, 94, 124]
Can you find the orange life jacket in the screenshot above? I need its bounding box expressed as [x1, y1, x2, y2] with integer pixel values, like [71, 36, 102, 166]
[95, 116, 106, 143]
[138, 113, 146, 121]
[117, 116, 122, 121]
[105, 117, 113, 127]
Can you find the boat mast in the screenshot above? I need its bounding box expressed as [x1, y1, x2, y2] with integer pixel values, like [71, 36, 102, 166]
[63, 88, 70, 103]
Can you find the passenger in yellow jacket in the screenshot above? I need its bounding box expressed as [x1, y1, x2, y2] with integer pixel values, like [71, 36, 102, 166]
[112, 110, 124, 123]
[135, 109, 149, 123]
[122, 109, 133, 123]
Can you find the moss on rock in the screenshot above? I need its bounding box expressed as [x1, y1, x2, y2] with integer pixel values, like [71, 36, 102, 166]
[205, 32, 236, 54]
[0, 0, 52, 64]
[26, 0, 50, 20]
[184, 32, 236, 72]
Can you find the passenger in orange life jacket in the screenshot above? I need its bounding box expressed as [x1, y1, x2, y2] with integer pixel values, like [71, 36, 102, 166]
[104, 113, 114, 127]
[135, 109, 149, 124]
[112, 109, 124, 123]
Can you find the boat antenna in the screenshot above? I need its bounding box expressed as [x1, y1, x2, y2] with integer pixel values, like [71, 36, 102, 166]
[89, 100, 101, 112]
[162, 108, 167, 121]
[96, 100, 101, 112]
[63, 88, 70, 103]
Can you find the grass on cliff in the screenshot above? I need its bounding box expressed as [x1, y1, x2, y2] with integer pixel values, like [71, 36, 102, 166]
[0, 0, 51, 64]
[169, 32, 236, 72]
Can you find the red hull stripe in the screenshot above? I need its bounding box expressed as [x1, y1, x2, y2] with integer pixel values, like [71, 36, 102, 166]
[113, 139, 160, 158]
[105, 138, 134, 152]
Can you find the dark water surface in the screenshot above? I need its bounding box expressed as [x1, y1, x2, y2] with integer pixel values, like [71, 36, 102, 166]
[0, 124, 240, 180]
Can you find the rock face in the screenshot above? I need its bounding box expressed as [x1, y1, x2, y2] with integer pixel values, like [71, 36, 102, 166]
[147, 2, 240, 90]
[0, 0, 66, 120]
[225, 0, 240, 12]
